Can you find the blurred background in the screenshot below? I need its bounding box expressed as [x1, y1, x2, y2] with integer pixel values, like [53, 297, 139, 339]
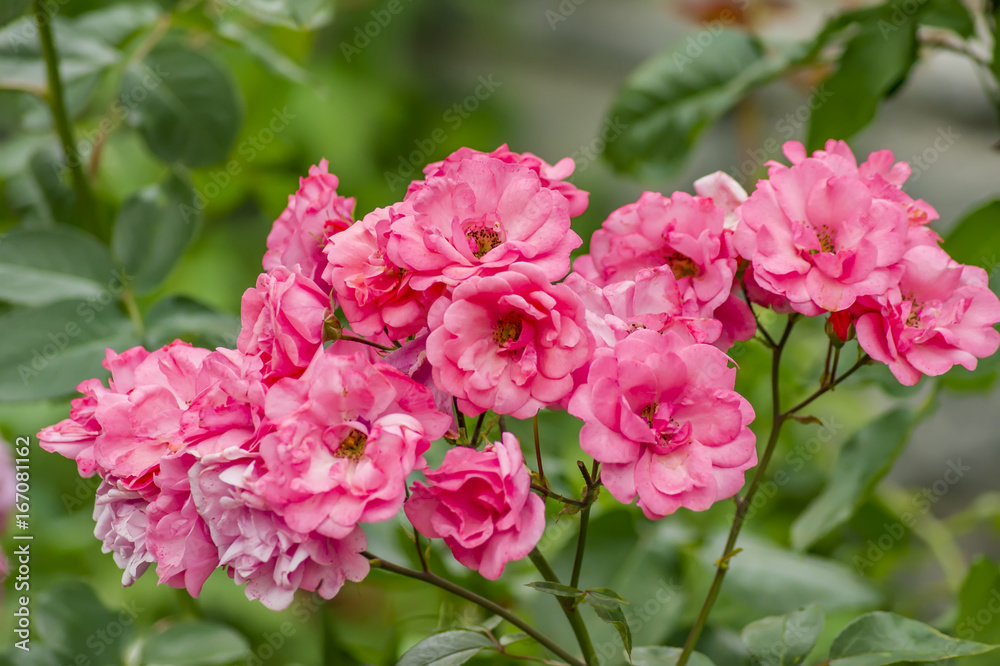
[1, 0, 999, 664]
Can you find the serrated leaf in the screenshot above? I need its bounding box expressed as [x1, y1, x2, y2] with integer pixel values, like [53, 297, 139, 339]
[397, 630, 494, 666]
[526, 581, 583, 598]
[141, 621, 249, 666]
[740, 605, 824, 666]
[791, 408, 916, 551]
[828, 612, 998, 665]
[112, 171, 201, 294]
[592, 603, 633, 658]
[123, 45, 243, 167]
[0, 225, 117, 306]
[632, 646, 716, 665]
[603, 30, 791, 178]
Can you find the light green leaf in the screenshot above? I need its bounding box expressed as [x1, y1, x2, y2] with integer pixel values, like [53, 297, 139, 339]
[526, 581, 584, 598]
[0, 226, 117, 306]
[144, 295, 240, 349]
[0, 0, 30, 30]
[0, 18, 120, 94]
[498, 632, 528, 647]
[954, 556, 1000, 665]
[592, 603, 633, 659]
[632, 646, 716, 665]
[791, 409, 916, 551]
[828, 612, 998, 665]
[123, 45, 243, 167]
[603, 30, 791, 178]
[214, 21, 311, 85]
[112, 171, 201, 294]
[0, 299, 137, 401]
[141, 621, 249, 666]
[232, 0, 335, 30]
[73, 2, 162, 46]
[585, 587, 631, 609]
[397, 630, 494, 666]
[740, 605, 825, 666]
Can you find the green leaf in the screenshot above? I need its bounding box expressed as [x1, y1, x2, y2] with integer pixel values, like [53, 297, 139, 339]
[585, 587, 631, 609]
[942, 199, 1000, 280]
[144, 295, 240, 349]
[233, 0, 335, 30]
[123, 45, 243, 167]
[32, 581, 125, 666]
[0, 226, 117, 306]
[740, 605, 825, 666]
[922, 0, 976, 38]
[498, 632, 528, 647]
[141, 621, 249, 666]
[791, 408, 916, 551]
[112, 171, 202, 294]
[828, 611, 998, 665]
[806, 6, 920, 150]
[592, 603, 633, 659]
[954, 557, 1000, 665]
[632, 646, 716, 665]
[4, 147, 77, 228]
[0, 18, 120, 94]
[397, 630, 494, 666]
[73, 2, 162, 46]
[0, 0, 30, 30]
[526, 581, 584, 598]
[603, 30, 790, 178]
[0, 299, 138, 401]
[214, 21, 311, 85]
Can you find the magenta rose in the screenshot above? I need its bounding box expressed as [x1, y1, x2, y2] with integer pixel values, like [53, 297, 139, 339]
[568, 330, 756, 518]
[425, 262, 595, 419]
[405, 433, 545, 580]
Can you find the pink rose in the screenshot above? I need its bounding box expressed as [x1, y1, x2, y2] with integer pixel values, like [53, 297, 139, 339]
[93, 478, 156, 586]
[856, 245, 1000, 385]
[426, 262, 595, 419]
[263, 159, 355, 289]
[257, 350, 451, 538]
[405, 433, 545, 580]
[37, 377, 106, 477]
[694, 170, 747, 233]
[568, 330, 756, 518]
[238, 267, 329, 381]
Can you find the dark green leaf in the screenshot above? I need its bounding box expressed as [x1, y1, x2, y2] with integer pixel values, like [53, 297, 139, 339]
[954, 557, 1000, 665]
[0, 299, 137, 401]
[807, 6, 920, 150]
[585, 587, 631, 609]
[123, 45, 243, 167]
[632, 646, 716, 665]
[142, 621, 249, 666]
[4, 147, 77, 228]
[0, 18, 120, 94]
[0, 225, 117, 306]
[592, 603, 633, 659]
[828, 611, 998, 665]
[397, 630, 494, 666]
[526, 581, 584, 598]
[922, 0, 976, 38]
[33, 581, 125, 666]
[740, 605, 825, 666]
[73, 2, 162, 46]
[603, 30, 790, 178]
[942, 199, 1000, 281]
[791, 409, 916, 551]
[233, 0, 335, 30]
[0, 0, 30, 30]
[112, 171, 201, 294]
[144, 295, 240, 349]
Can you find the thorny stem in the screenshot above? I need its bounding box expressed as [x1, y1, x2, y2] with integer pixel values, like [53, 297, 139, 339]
[528, 549, 599, 666]
[530, 483, 588, 507]
[364, 552, 585, 666]
[533, 415, 547, 487]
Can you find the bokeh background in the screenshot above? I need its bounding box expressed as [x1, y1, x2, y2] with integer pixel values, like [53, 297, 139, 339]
[2, 0, 999, 664]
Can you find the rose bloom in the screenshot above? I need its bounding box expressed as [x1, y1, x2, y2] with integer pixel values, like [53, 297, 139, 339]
[93, 479, 156, 586]
[405, 432, 545, 580]
[426, 262, 595, 419]
[386, 154, 582, 290]
[856, 245, 1000, 385]
[256, 350, 451, 539]
[568, 330, 756, 518]
[263, 159, 355, 289]
[734, 141, 913, 315]
[238, 267, 329, 381]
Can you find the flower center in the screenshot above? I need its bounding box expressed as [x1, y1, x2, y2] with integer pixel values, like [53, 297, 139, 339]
[665, 251, 698, 279]
[641, 402, 658, 428]
[333, 429, 367, 462]
[493, 312, 523, 346]
[468, 228, 502, 259]
[811, 224, 835, 254]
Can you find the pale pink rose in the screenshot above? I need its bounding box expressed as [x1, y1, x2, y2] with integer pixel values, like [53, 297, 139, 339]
[93, 478, 156, 586]
[568, 330, 756, 518]
[414, 144, 589, 218]
[694, 171, 747, 232]
[733, 147, 910, 315]
[856, 245, 1000, 385]
[238, 267, 329, 381]
[405, 433, 545, 580]
[575, 191, 738, 321]
[257, 350, 451, 538]
[324, 208, 440, 340]
[145, 454, 219, 596]
[387, 157, 582, 290]
[263, 159, 355, 289]
[190, 449, 369, 610]
[425, 263, 595, 419]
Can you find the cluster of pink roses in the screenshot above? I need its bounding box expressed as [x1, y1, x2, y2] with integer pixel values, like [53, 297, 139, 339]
[37, 141, 999, 609]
